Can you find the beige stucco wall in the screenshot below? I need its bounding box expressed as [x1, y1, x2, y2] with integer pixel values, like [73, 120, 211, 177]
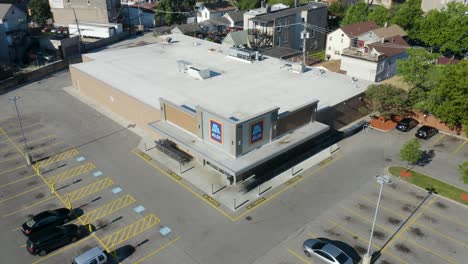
[70, 66, 162, 138]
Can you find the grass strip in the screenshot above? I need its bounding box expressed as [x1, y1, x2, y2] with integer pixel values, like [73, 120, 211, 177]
[388, 166, 468, 206]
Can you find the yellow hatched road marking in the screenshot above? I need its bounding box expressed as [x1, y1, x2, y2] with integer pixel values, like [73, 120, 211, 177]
[360, 195, 468, 247]
[36, 148, 79, 168]
[46, 162, 95, 184]
[101, 214, 160, 249]
[0, 174, 36, 188]
[2, 196, 55, 218]
[327, 220, 409, 264]
[79, 195, 136, 224]
[287, 248, 312, 264]
[133, 236, 181, 264]
[63, 177, 114, 203]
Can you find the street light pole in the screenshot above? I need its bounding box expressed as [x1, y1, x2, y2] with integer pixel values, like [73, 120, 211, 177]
[363, 175, 391, 264]
[9, 96, 33, 165]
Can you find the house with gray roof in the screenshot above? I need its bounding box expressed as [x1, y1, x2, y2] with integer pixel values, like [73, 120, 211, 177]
[0, 3, 28, 65]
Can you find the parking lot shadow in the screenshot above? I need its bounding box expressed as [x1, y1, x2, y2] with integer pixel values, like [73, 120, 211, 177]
[107, 245, 135, 263]
[416, 150, 435, 167]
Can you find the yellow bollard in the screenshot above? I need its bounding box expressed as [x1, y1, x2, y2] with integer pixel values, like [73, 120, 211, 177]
[50, 180, 56, 194]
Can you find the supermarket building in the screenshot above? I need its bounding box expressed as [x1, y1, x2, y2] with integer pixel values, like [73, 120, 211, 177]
[70, 34, 371, 185]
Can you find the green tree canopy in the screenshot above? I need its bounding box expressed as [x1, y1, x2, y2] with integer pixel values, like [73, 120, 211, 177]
[390, 0, 423, 36]
[328, 1, 346, 28]
[341, 1, 369, 25]
[417, 2, 468, 54]
[156, 0, 195, 25]
[368, 5, 390, 27]
[400, 139, 423, 168]
[28, 0, 52, 26]
[397, 48, 438, 104]
[424, 60, 468, 129]
[364, 84, 410, 119]
[238, 0, 261, 10]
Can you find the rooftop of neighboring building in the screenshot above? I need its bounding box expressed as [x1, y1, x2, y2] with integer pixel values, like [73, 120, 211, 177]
[225, 10, 245, 23]
[127, 2, 158, 13]
[436, 56, 460, 65]
[260, 46, 302, 59]
[250, 2, 327, 23]
[339, 21, 379, 38]
[73, 34, 372, 120]
[343, 35, 409, 61]
[372, 24, 407, 38]
[0, 3, 13, 18]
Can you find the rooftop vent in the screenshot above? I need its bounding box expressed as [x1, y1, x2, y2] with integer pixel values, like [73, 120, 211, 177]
[228, 47, 262, 63]
[177, 60, 213, 80]
[281, 61, 304, 73]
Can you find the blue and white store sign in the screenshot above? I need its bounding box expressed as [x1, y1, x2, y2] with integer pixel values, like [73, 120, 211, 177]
[250, 120, 264, 144]
[210, 119, 223, 144]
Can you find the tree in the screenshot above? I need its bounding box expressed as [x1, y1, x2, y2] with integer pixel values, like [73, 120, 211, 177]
[424, 60, 468, 129]
[368, 5, 390, 27]
[156, 0, 195, 25]
[397, 48, 438, 105]
[417, 3, 468, 54]
[400, 139, 423, 169]
[238, 0, 261, 10]
[341, 1, 369, 26]
[328, 1, 346, 28]
[391, 0, 423, 37]
[364, 84, 410, 119]
[28, 0, 52, 26]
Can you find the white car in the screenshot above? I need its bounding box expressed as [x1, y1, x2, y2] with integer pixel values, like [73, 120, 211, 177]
[303, 238, 356, 264]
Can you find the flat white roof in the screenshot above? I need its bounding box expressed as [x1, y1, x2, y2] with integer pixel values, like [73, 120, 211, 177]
[72, 34, 372, 120]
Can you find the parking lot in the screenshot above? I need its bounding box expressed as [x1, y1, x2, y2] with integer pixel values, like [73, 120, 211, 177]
[257, 176, 468, 264]
[0, 117, 182, 264]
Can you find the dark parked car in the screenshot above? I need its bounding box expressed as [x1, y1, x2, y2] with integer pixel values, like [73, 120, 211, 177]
[396, 118, 419, 132]
[415, 125, 439, 140]
[21, 208, 71, 236]
[303, 238, 358, 264]
[26, 224, 81, 256]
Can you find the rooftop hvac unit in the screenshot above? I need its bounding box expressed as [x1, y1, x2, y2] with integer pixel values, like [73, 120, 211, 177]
[228, 47, 262, 62]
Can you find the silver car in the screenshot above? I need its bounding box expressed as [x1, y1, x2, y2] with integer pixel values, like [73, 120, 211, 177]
[303, 238, 355, 264]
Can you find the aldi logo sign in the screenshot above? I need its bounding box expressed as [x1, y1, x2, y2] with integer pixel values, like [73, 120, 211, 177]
[250, 120, 264, 144]
[210, 119, 223, 144]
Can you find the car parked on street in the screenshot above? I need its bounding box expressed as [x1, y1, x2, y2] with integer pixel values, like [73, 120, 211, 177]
[303, 238, 357, 264]
[396, 118, 419, 132]
[21, 208, 72, 236]
[26, 224, 82, 256]
[415, 125, 439, 140]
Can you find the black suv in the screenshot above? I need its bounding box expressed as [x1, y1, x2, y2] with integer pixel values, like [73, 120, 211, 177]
[396, 118, 419, 132]
[415, 125, 438, 140]
[26, 224, 81, 256]
[21, 208, 71, 236]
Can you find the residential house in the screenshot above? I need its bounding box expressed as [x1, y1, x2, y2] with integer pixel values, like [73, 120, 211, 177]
[356, 24, 407, 47]
[196, 1, 236, 23]
[246, 2, 328, 54]
[224, 10, 245, 30]
[340, 35, 410, 82]
[0, 3, 28, 65]
[171, 23, 204, 37]
[325, 21, 378, 60]
[49, 0, 122, 26]
[243, 2, 288, 30]
[421, 0, 467, 12]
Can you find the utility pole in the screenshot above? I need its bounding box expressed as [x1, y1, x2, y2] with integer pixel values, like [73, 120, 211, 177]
[9, 96, 33, 165]
[301, 22, 309, 67]
[72, 8, 82, 55]
[363, 175, 392, 264]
